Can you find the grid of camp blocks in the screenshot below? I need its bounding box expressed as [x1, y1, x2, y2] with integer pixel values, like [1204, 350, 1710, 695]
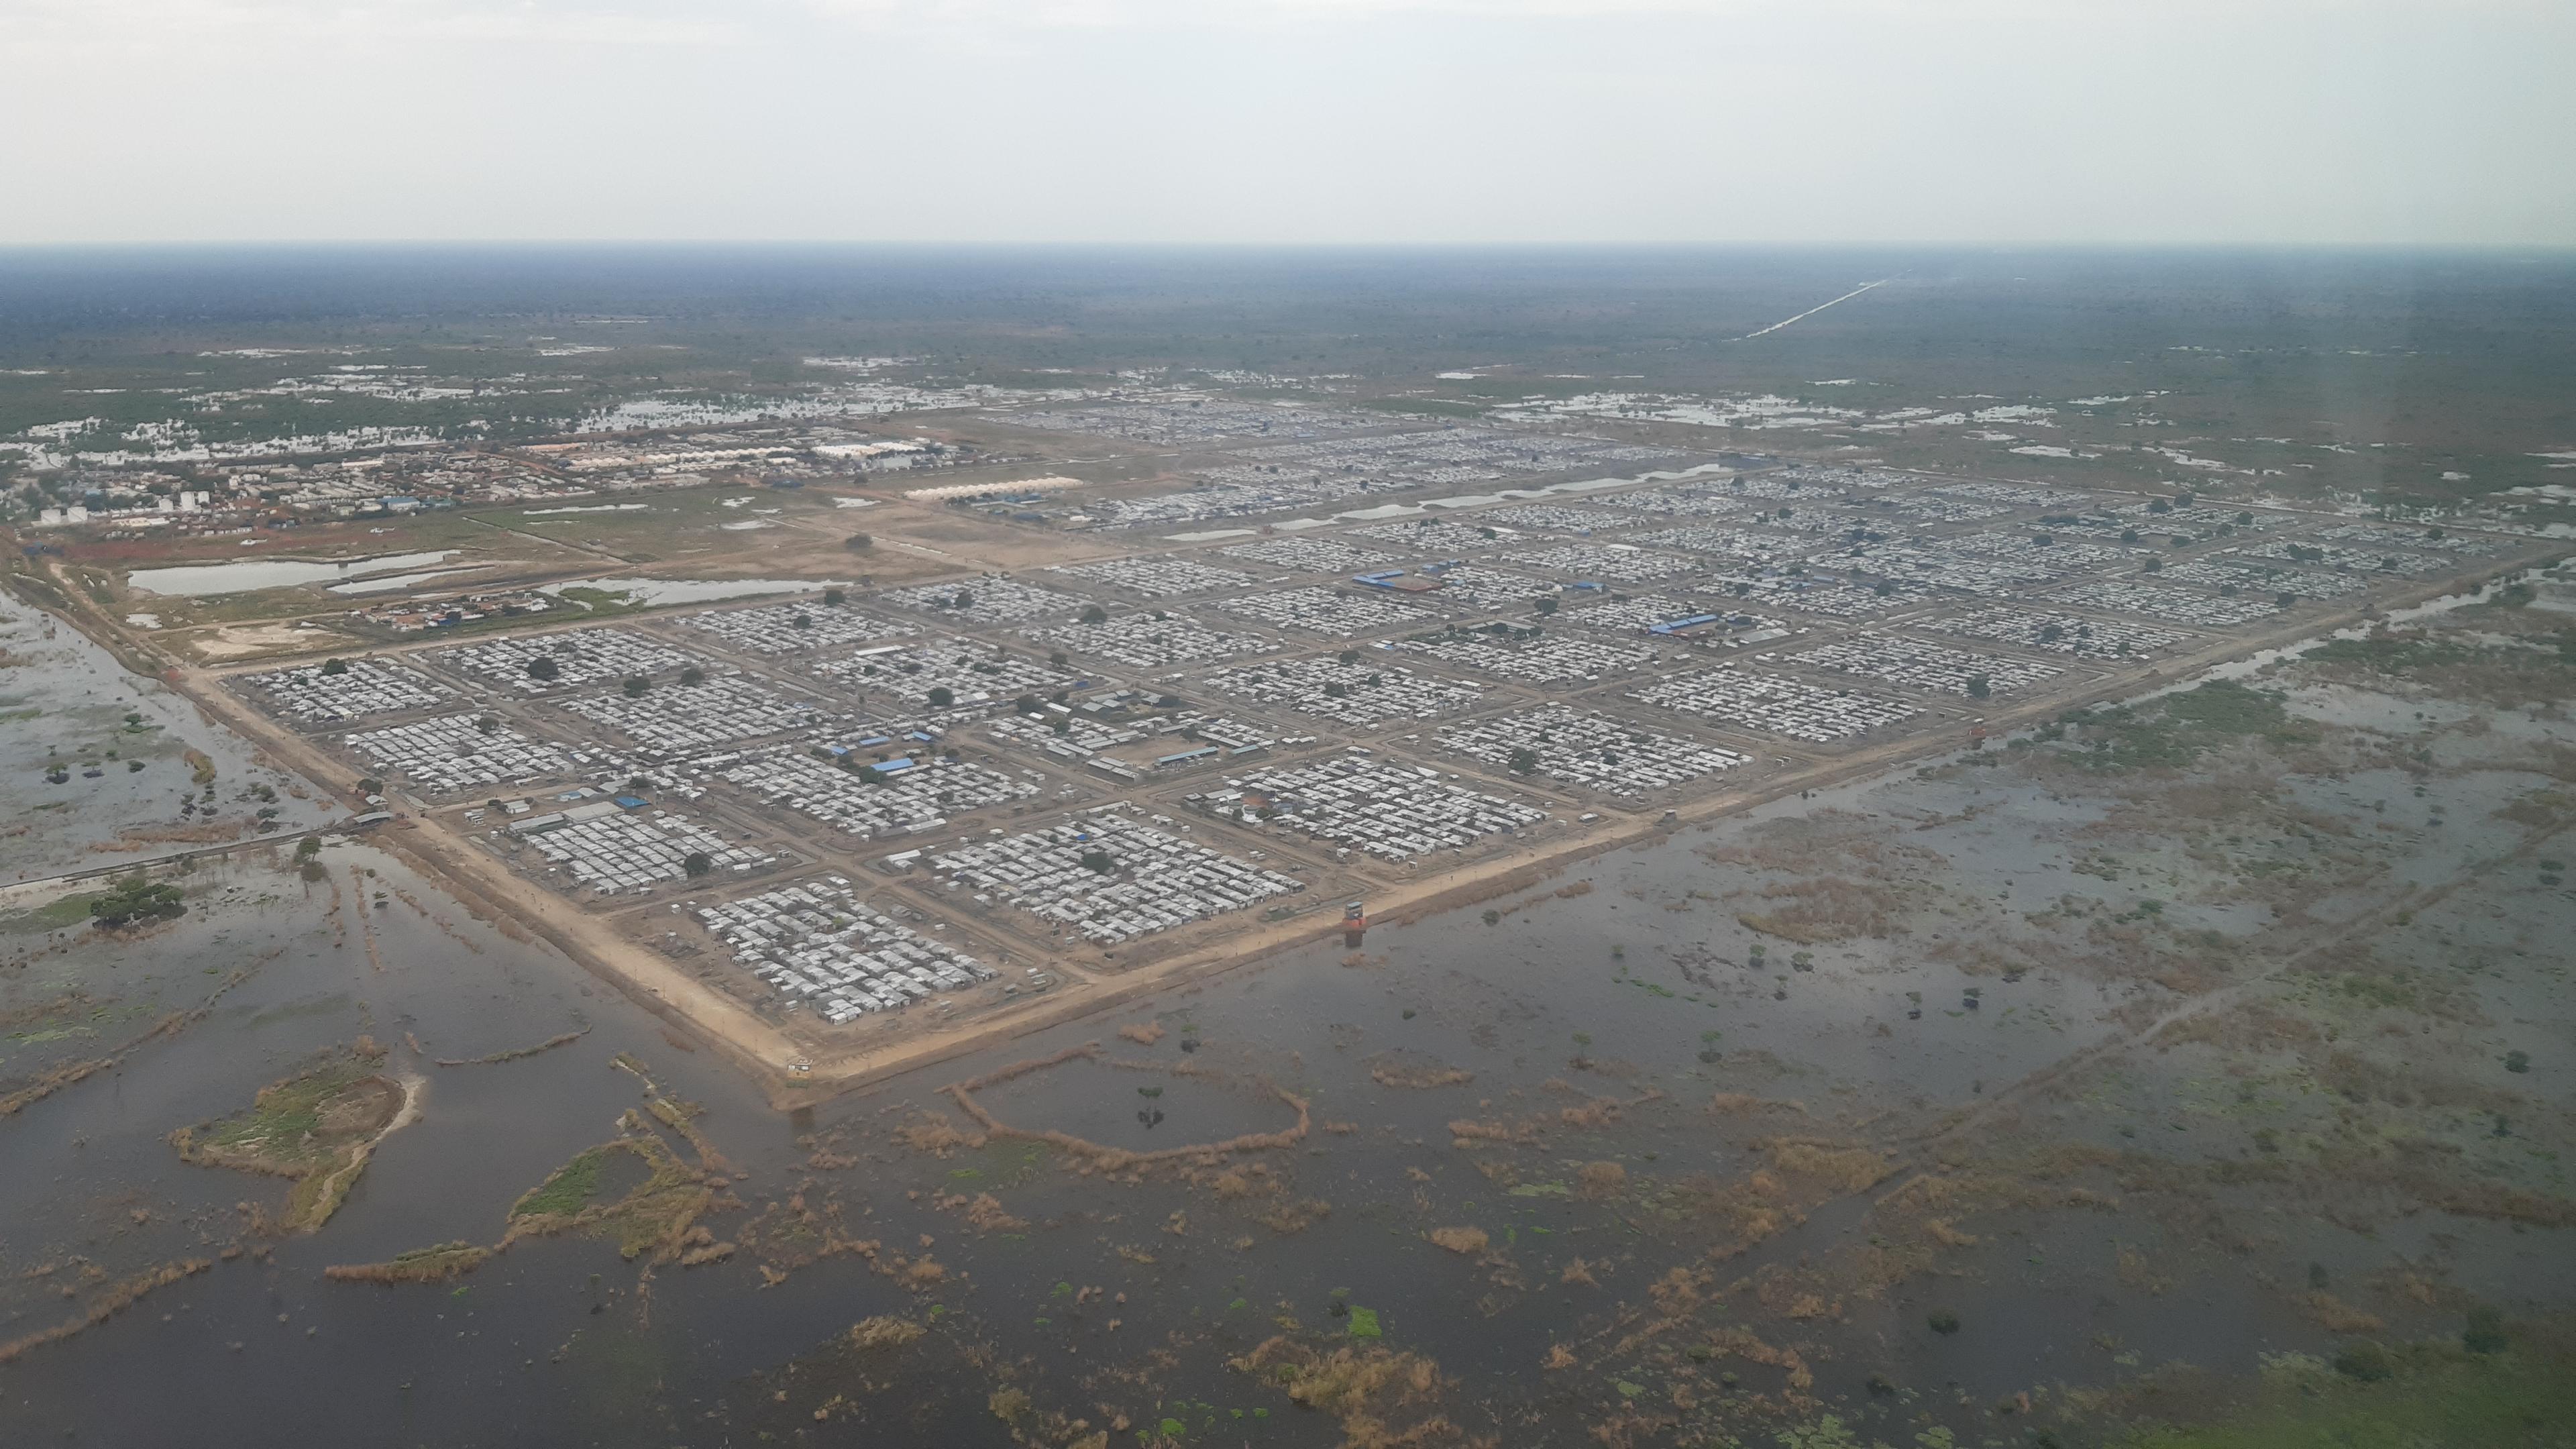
[985, 707, 1297, 784]
[2159, 558, 2367, 599]
[1495, 541, 1701, 584]
[1780, 639, 2065, 696]
[2049, 580, 2285, 627]
[1408, 565, 1562, 610]
[2110, 502, 2283, 533]
[1838, 541, 2084, 594]
[2240, 539, 2446, 576]
[1392, 628, 1662, 684]
[1916, 607, 2194, 659]
[1615, 484, 1756, 519]
[676, 602, 918, 654]
[1623, 525, 1811, 564]
[872, 575, 1087, 624]
[1085, 469, 1370, 527]
[1436, 703, 1747, 797]
[926, 810, 1305, 946]
[516, 806, 767, 895]
[341, 714, 588, 795]
[1857, 494, 2015, 524]
[1234, 427, 1670, 487]
[1940, 533, 2143, 572]
[1214, 585, 1440, 637]
[1763, 465, 1906, 494]
[1019, 612, 1277, 669]
[1928, 480, 2098, 510]
[435, 627, 702, 694]
[1046, 557, 1262, 598]
[240, 659, 451, 722]
[806, 639, 1095, 708]
[720, 751, 1040, 840]
[1190, 753, 1547, 863]
[1216, 535, 1404, 575]
[695, 875, 993, 1024]
[1346, 519, 1526, 554]
[1474, 503, 1640, 533]
[1197, 655, 1491, 728]
[553, 676, 830, 755]
[2311, 523, 2497, 555]
[1629, 665, 1920, 743]
[1716, 576, 1932, 619]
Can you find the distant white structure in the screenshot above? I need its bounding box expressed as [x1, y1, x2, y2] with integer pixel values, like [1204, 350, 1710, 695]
[904, 474, 1084, 503]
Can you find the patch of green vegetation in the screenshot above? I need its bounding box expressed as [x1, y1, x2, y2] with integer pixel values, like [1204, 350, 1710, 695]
[89, 873, 185, 928]
[1345, 1305, 1382, 1338]
[2302, 629, 2576, 702]
[511, 1144, 612, 1220]
[2113, 1338, 2571, 1449]
[186, 1051, 383, 1164]
[172, 1043, 398, 1231]
[2050, 682, 2314, 772]
[508, 1125, 712, 1260]
[0, 891, 106, 934]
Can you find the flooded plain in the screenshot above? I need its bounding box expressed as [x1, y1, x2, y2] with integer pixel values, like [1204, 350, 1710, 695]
[1, 591, 2571, 1447]
[0, 593, 332, 883]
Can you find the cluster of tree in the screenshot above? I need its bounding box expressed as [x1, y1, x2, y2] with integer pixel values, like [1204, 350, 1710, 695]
[91, 872, 186, 928]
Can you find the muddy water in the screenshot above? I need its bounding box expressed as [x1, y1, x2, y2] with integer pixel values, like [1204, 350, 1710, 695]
[0, 593, 331, 881]
[1, 649, 2569, 1443]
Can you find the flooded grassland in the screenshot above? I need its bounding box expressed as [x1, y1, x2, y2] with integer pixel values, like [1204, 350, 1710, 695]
[1, 590, 2572, 1447]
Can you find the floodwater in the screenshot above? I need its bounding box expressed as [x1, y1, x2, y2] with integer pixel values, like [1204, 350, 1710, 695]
[125, 550, 463, 598]
[1, 609, 2569, 1446]
[0, 593, 332, 883]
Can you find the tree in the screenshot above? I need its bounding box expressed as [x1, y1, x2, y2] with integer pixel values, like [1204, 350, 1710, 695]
[2120, 528, 2141, 545]
[1965, 674, 1991, 700]
[1079, 604, 1110, 625]
[823, 588, 847, 607]
[475, 714, 500, 735]
[1535, 596, 1558, 616]
[845, 533, 873, 550]
[926, 686, 955, 708]
[793, 613, 813, 629]
[2142, 557, 2163, 574]
[91, 872, 185, 928]
[682, 851, 714, 879]
[679, 664, 706, 687]
[622, 675, 651, 698]
[357, 777, 384, 796]
[1014, 694, 1042, 714]
[320, 657, 350, 676]
[1507, 746, 1541, 775]
[294, 835, 324, 860]
[1079, 849, 1114, 873]
[525, 655, 560, 682]
[949, 590, 975, 612]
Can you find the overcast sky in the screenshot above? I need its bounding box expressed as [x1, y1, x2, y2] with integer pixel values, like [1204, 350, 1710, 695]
[5, 0, 2570, 246]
